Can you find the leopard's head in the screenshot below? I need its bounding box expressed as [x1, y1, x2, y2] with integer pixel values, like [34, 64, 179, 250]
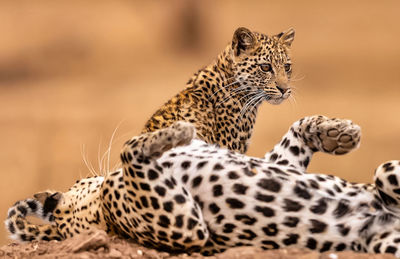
[230, 27, 295, 105]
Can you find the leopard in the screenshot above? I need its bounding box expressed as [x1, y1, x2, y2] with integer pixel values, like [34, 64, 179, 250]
[142, 26, 295, 154]
[9, 115, 400, 257]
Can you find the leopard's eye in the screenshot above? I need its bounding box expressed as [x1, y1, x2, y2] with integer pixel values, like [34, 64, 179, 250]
[260, 64, 272, 72]
[284, 63, 292, 72]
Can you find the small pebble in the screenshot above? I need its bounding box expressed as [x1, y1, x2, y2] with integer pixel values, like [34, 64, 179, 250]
[108, 248, 122, 258]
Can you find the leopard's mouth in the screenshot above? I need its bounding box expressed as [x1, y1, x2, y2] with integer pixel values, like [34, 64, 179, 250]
[262, 85, 291, 105]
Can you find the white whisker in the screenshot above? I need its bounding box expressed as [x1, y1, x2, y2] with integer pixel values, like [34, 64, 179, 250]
[239, 92, 265, 120]
[290, 73, 305, 82]
[216, 89, 248, 107]
[216, 88, 261, 108]
[105, 121, 123, 176]
[237, 91, 260, 104]
[208, 80, 239, 100]
[80, 144, 98, 177]
[248, 95, 265, 115]
[98, 140, 104, 176]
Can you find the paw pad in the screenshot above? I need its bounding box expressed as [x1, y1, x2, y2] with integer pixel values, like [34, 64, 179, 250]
[301, 115, 361, 155]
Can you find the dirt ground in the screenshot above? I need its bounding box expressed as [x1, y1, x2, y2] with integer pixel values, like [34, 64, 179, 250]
[0, 230, 396, 259]
[1, 0, 400, 257]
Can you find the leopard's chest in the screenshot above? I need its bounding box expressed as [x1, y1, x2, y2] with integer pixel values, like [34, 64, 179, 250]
[209, 104, 258, 154]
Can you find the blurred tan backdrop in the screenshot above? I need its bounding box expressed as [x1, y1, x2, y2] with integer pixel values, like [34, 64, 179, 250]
[1, 0, 399, 245]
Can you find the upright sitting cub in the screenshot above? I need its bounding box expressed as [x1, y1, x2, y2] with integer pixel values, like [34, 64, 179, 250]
[143, 27, 295, 153]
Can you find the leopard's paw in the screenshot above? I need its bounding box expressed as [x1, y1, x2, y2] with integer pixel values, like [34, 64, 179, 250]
[147, 121, 196, 157]
[299, 115, 361, 155]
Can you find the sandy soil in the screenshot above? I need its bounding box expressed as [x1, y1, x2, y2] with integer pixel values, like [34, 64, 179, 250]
[0, 230, 395, 259]
[1, 0, 400, 257]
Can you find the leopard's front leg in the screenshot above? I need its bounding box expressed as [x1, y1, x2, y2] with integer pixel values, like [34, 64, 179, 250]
[102, 122, 208, 253]
[264, 115, 361, 170]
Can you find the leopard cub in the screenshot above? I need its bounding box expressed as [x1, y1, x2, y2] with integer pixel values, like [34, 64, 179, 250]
[143, 27, 295, 153]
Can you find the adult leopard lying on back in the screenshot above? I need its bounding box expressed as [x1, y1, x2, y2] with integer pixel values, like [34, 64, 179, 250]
[143, 26, 294, 153]
[10, 115, 400, 257]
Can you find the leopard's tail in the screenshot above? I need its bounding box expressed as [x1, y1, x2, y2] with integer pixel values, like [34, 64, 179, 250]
[5, 192, 63, 242]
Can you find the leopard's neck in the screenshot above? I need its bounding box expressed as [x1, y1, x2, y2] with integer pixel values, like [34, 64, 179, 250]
[186, 46, 262, 153]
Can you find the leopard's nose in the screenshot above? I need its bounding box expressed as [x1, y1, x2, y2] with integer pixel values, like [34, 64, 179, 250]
[276, 86, 288, 94]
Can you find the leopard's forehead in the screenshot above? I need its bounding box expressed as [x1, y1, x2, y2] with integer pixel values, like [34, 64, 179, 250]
[252, 32, 291, 65]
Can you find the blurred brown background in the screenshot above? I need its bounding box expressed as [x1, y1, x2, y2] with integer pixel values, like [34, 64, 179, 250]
[1, 0, 399, 245]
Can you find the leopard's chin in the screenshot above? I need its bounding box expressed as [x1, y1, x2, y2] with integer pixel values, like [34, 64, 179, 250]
[266, 96, 287, 105]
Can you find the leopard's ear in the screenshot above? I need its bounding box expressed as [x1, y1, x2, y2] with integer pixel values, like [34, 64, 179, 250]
[275, 28, 295, 47]
[232, 27, 256, 56]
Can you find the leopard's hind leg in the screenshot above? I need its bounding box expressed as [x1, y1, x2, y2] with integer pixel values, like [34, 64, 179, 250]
[374, 160, 400, 208]
[361, 161, 400, 257]
[366, 228, 400, 256]
[102, 122, 208, 253]
[264, 115, 361, 170]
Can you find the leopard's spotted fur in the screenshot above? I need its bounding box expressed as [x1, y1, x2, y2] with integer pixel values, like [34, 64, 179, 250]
[13, 116, 400, 257]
